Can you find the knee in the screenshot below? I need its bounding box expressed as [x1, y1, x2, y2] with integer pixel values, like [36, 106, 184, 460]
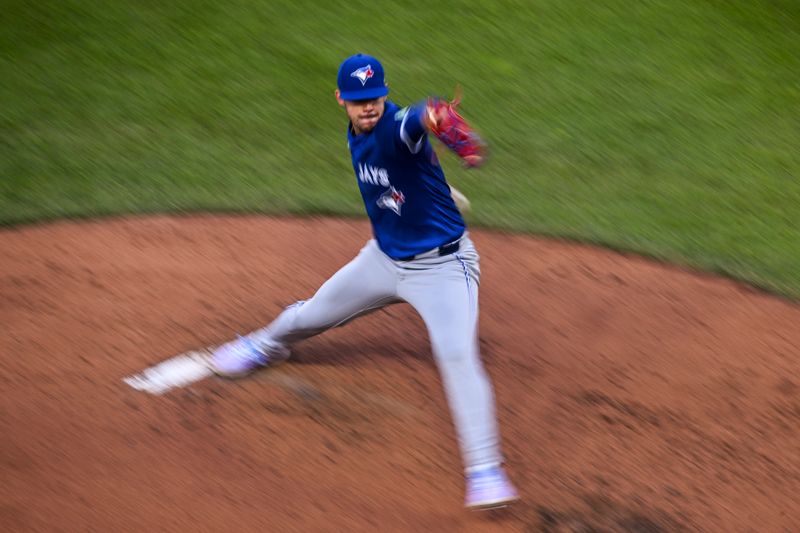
[432, 338, 478, 365]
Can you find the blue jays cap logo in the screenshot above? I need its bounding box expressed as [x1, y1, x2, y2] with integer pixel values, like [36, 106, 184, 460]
[350, 65, 374, 86]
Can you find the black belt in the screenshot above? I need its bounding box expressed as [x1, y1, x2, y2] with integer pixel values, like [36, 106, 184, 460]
[397, 239, 461, 262]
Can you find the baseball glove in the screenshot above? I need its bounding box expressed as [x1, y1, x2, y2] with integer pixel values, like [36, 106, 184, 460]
[424, 86, 486, 168]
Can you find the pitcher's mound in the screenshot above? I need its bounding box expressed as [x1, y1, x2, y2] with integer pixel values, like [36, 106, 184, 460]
[2, 215, 799, 531]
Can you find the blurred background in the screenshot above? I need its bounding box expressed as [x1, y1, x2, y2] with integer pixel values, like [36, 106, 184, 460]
[2, 0, 798, 296]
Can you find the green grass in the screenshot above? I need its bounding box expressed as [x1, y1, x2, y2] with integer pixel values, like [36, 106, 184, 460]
[2, 0, 799, 297]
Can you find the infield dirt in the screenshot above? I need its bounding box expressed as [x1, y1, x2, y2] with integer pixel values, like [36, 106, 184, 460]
[2, 216, 799, 531]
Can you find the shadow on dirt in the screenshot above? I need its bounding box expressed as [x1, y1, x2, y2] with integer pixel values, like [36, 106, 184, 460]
[489, 494, 688, 532]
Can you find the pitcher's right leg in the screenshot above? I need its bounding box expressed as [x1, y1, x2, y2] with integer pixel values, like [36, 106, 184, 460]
[211, 240, 398, 377]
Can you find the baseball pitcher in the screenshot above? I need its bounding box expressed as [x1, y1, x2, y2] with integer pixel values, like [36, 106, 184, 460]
[210, 53, 519, 510]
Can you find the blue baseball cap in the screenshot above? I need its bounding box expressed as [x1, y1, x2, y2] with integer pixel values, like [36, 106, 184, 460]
[337, 53, 389, 101]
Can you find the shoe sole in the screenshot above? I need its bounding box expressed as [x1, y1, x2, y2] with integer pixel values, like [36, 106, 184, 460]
[211, 366, 261, 379]
[466, 494, 520, 511]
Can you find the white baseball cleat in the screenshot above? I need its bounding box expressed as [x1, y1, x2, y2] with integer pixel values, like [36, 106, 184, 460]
[464, 465, 520, 510]
[210, 336, 290, 378]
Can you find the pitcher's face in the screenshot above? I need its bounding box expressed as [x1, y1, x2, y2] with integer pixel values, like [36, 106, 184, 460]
[336, 91, 386, 134]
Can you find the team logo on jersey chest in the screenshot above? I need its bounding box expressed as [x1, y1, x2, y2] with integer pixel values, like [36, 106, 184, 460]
[358, 163, 405, 216]
[350, 65, 374, 86]
[377, 186, 405, 216]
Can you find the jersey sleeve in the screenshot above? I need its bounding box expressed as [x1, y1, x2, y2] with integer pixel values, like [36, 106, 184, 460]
[394, 103, 428, 155]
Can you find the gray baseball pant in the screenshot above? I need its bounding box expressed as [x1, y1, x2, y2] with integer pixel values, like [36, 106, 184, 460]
[250, 234, 502, 470]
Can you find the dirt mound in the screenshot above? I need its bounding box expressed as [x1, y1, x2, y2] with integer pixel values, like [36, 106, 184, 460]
[2, 215, 799, 531]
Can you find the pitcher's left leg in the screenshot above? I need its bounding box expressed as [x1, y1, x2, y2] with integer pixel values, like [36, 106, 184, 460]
[401, 249, 518, 509]
[399, 248, 501, 470]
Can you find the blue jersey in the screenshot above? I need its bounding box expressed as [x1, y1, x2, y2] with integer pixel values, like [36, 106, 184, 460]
[346, 100, 466, 260]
